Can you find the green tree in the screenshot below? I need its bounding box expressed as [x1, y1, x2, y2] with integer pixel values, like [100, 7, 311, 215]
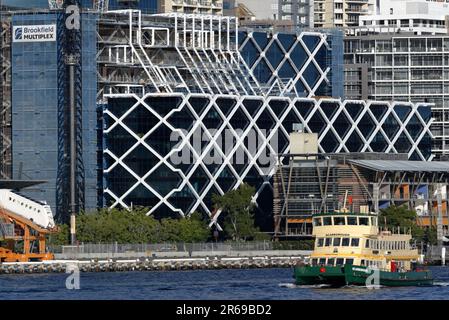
[379, 205, 424, 241]
[51, 207, 211, 244]
[423, 226, 438, 245]
[178, 212, 210, 243]
[159, 218, 182, 242]
[48, 224, 70, 246]
[76, 207, 161, 243]
[212, 183, 261, 241]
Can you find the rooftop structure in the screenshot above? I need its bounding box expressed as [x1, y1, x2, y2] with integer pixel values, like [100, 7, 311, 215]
[97, 11, 342, 99]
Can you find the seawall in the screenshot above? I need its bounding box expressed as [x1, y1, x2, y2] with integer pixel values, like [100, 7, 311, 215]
[0, 251, 311, 274]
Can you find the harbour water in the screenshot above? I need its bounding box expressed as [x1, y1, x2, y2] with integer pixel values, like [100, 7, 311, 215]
[1, 267, 449, 300]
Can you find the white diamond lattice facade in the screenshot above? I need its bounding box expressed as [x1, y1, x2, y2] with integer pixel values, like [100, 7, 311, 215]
[103, 93, 433, 230]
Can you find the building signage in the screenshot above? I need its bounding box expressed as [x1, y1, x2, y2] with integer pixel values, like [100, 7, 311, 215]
[12, 25, 56, 43]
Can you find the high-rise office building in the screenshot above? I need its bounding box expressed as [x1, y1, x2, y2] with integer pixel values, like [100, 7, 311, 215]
[99, 12, 432, 232]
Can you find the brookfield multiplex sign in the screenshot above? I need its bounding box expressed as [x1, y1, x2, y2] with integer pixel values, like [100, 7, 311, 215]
[12, 25, 56, 43]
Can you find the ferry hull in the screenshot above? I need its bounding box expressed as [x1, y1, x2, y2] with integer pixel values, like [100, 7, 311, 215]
[294, 265, 433, 287]
[294, 266, 346, 287]
[343, 265, 433, 287]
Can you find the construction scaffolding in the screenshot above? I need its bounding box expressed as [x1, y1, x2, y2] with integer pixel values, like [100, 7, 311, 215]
[0, 13, 11, 179]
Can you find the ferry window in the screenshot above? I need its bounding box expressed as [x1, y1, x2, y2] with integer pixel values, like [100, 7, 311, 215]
[371, 217, 377, 226]
[345, 258, 354, 265]
[333, 238, 341, 246]
[342, 238, 350, 246]
[333, 217, 345, 225]
[336, 258, 344, 265]
[311, 259, 318, 266]
[351, 238, 360, 247]
[361, 259, 366, 266]
[347, 217, 357, 225]
[325, 238, 332, 246]
[317, 238, 324, 247]
[327, 258, 335, 266]
[365, 239, 370, 248]
[323, 217, 332, 225]
[313, 218, 322, 226]
[359, 217, 369, 226]
[319, 258, 326, 265]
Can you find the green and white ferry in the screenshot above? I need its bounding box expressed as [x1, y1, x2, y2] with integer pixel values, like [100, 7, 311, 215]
[294, 210, 433, 287]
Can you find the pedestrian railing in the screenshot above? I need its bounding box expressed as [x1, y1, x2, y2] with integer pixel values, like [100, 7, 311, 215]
[53, 241, 275, 255]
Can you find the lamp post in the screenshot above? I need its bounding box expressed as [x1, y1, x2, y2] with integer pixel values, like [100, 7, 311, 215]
[65, 54, 79, 245]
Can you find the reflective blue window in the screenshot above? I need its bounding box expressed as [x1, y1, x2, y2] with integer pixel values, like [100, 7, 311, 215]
[302, 35, 320, 52]
[265, 41, 284, 69]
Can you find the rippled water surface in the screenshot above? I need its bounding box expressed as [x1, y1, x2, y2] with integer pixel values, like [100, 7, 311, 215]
[1, 267, 449, 300]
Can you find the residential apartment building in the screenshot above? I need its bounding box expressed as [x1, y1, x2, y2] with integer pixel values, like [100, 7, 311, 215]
[225, 0, 374, 30]
[358, 0, 449, 35]
[159, 0, 223, 15]
[314, 0, 375, 29]
[344, 32, 449, 159]
[278, 0, 313, 28]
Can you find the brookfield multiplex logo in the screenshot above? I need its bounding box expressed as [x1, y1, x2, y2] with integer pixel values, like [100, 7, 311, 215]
[13, 25, 56, 43]
[14, 28, 22, 40]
